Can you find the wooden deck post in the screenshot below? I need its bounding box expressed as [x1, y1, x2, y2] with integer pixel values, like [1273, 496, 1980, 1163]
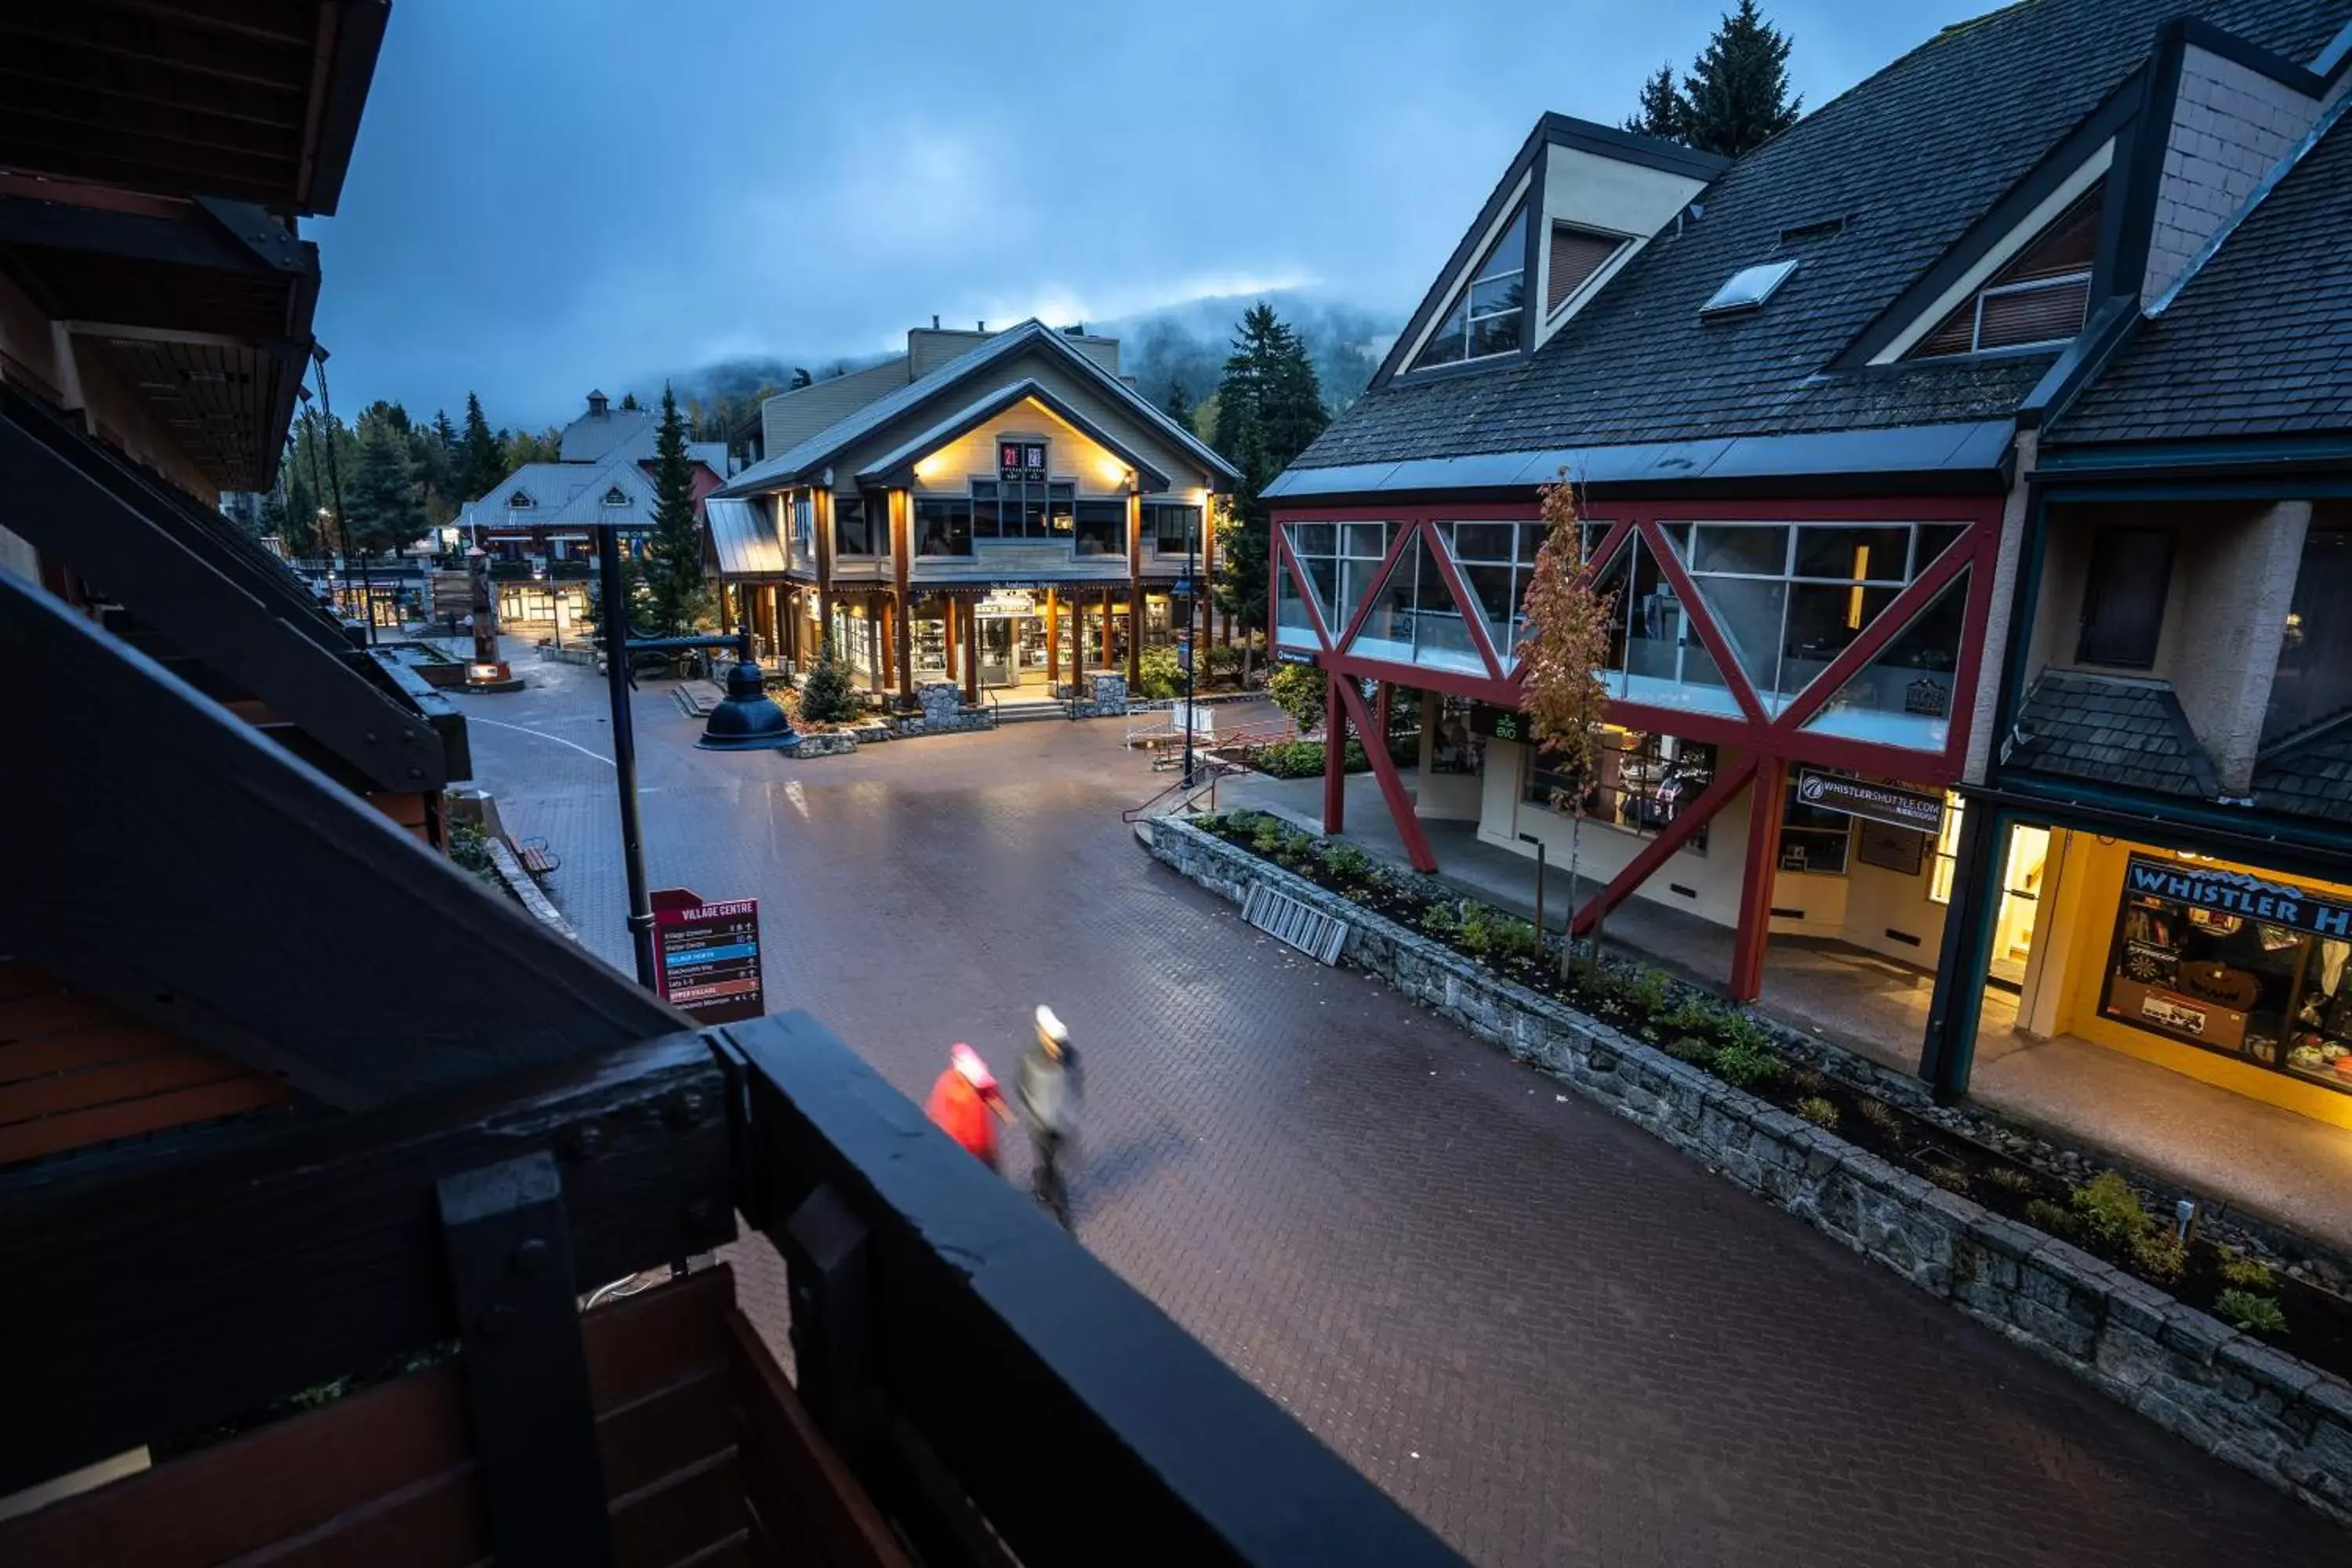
[1730, 759, 1788, 1002]
[1044, 586, 1059, 690]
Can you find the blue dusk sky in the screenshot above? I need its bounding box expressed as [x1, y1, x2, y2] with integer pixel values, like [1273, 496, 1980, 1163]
[314, 0, 1991, 427]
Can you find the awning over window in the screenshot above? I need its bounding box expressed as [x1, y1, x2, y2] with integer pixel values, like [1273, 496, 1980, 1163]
[707, 496, 787, 576]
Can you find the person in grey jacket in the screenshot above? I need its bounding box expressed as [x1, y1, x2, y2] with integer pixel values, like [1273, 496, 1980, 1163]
[1018, 1004, 1081, 1226]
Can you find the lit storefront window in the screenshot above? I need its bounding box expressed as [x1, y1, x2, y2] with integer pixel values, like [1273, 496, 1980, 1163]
[1929, 792, 1965, 904]
[1524, 728, 1716, 854]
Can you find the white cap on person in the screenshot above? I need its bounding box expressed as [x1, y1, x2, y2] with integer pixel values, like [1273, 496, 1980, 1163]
[1034, 1004, 1067, 1045]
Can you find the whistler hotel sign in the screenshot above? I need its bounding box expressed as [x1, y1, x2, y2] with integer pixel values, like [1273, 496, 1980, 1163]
[2125, 855, 2352, 938]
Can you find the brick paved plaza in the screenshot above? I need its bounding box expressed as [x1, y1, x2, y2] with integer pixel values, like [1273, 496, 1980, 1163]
[464, 652, 2340, 1566]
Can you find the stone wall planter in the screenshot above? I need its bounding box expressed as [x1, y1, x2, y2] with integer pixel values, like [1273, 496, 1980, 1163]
[786, 731, 858, 758]
[1145, 815, 2352, 1524]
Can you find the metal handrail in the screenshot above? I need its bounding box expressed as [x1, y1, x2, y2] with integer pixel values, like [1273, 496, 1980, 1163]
[1120, 757, 1233, 822]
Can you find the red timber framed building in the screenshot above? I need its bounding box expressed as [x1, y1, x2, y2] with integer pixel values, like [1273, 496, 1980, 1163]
[1263, 0, 2352, 1008]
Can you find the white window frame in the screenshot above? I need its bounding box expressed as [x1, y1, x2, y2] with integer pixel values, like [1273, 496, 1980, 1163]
[1963, 270, 2092, 354]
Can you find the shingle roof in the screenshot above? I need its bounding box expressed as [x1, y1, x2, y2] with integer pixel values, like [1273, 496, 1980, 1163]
[2254, 718, 2352, 822]
[459, 462, 595, 529]
[559, 407, 657, 463]
[2006, 670, 2219, 797]
[1290, 0, 2350, 477]
[2049, 105, 2352, 449]
[719, 320, 1236, 496]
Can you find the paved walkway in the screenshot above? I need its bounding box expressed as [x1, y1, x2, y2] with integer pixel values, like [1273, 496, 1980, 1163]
[1225, 769, 2352, 1255]
[459, 646, 2340, 1566]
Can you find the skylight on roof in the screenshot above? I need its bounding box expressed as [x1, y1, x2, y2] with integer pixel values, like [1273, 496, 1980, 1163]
[1700, 260, 1799, 317]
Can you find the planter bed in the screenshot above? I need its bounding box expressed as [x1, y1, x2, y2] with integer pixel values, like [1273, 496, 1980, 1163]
[1152, 810, 2352, 1521]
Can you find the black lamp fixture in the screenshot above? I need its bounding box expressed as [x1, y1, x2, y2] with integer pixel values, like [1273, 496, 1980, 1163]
[697, 660, 797, 752]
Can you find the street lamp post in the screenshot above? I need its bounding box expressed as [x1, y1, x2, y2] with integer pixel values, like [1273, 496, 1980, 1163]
[1182, 502, 1198, 789]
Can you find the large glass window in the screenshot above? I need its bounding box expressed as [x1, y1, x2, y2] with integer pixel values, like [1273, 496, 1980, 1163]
[2077, 526, 2172, 668]
[1664, 519, 1970, 743]
[2263, 525, 2352, 744]
[1444, 519, 1558, 658]
[1527, 730, 1715, 854]
[790, 495, 814, 562]
[1278, 521, 1341, 648]
[1411, 203, 1529, 371]
[833, 495, 874, 556]
[1340, 528, 1485, 674]
[913, 497, 972, 556]
[1914, 180, 2103, 358]
[1073, 499, 1125, 557]
[1147, 503, 1200, 556]
[972, 478, 1072, 541]
[1778, 780, 1852, 876]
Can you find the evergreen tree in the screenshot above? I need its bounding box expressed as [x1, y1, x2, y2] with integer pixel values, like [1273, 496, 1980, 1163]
[344, 413, 426, 556]
[789, 367, 813, 390]
[459, 391, 504, 499]
[1623, 61, 1690, 141]
[1210, 303, 1328, 652]
[797, 635, 864, 724]
[1682, 1, 1799, 158]
[640, 383, 706, 635]
[1163, 376, 1194, 430]
[619, 390, 641, 410]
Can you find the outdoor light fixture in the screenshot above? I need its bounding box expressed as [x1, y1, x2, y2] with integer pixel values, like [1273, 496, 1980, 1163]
[696, 661, 797, 753]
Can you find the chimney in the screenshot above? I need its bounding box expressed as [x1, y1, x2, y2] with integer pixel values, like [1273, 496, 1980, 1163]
[586, 389, 609, 419]
[932, 314, 941, 328]
[977, 320, 985, 332]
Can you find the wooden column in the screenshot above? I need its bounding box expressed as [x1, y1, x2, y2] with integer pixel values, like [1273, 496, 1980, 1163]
[960, 597, 979, 704]
[943, 592, 959, 681]
[1730, 758, 1788, 1002]
[814, 489, 836, 649]
[891, 490, 914, 703]
[866, 592, 886, 692]
[1044, 586, 1060, 690]
[1126, 490, 1144, 687]
[1100, 590, 1114, 674]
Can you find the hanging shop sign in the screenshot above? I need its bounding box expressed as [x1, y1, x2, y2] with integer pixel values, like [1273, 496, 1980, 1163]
[1793, 768, 1945, 834]
[998, 440, 1048, 482]
[1467, 702, 1529, 744]
[650, 887, 765, 1024]
[2123, 855, 2352, 939]
[975, 590, 1038, 618]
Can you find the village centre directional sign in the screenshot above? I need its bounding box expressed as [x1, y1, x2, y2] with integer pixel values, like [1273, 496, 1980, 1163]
[649, 887, 765, 1023]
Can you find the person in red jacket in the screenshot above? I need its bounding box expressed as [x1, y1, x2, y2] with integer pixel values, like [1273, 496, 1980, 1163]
[925, 1042, 1011, 1169]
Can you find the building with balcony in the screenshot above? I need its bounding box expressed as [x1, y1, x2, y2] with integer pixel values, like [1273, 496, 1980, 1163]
[1261, 0, 2352, 1028]
[454, 390, 731, 631]
[708, 321, 1236, 699]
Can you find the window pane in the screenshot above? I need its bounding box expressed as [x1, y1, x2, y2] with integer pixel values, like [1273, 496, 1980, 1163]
[1338, 554, 1387, 630]
[1415, 298, 1469, 368]
[1782, 583, 1901, 699]
[1918, 524, 1968, 572]
[1802, 569, 1972, 750]
[1470, 310, 1523, 358]
[2264, 526, 2352, 743]
[1074, 499, 1124, 557]
[1289, 521, 1336, 557]
[1469, 272, 1523, 318]
[1410, 534, 1484, 671]
[1304, 554, 1339, 620]
[1475, 205, 1528, 281]
[1691, 524, 1788, 575]
[1276, 564, 1315, 648]
[2077, 527, 2173, 667]
[1794, 525, 1911, 582]
[1623, 537, 1741, 717]
[1452, 522, 1515, 562]
[914, 499, 971, 556]
[1047, 487, 1074, 538]
[1686, 575, 1788, 706]
[1351, 545, 1417, 662]
[1343, 521, 1391, 557]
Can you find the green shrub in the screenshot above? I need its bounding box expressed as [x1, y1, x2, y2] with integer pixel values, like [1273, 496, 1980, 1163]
[2214, 1288, 2288, 1336]
[1421, 904, 1460, 938]
[2129, 1234, 2187, 1286]
[1134, 645, 1184, 700]
[1795, 1095, 1839, 1130]
[1626, 969, 1673, 1016]
[1457, 904, 1494, 956]
[1925, 1163, 1972, 1196]
[447, 818, 494, 874]
[1856, 1097, 1904, 1136]
[1716, 1012, 1773, 1054]
[1660, 996, 1723, 1037]
[1786, 1066, 1828, 1097]
[1664, 1036, 1715, 1064]
[1984, 1164, 2040, 1198]
[2217, 1252, 2278, 1291]
[1277, 827, 1314, 858]
[1710, 1040, 1783, 1091]
[1490, 917, 1541, 964]
[2024, 1198, 2078, 1238]
[2069, 1171, 2156, 1251]
[1250, 821, 1283, 855]
[1320, 842, 1373, 881]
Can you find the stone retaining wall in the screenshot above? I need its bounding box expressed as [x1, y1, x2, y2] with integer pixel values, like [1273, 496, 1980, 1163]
[1145, 816, 2352, 1523]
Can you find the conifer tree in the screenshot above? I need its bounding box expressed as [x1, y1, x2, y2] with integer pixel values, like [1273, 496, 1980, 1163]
[1682, 1, 1799, 157]
[1210, 304, 1328, 662]
[345, 413, 426, 556]
[1622, 62, 1689, 141]
[640, 383, 706, 635]
[459, 391, 504, 499]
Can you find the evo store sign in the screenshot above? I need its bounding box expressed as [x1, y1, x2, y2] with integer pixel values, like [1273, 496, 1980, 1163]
[2125, 856, 2352, 938]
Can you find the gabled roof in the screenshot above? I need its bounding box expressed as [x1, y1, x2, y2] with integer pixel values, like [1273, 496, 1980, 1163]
[2048, 101, 2352, 453]
[2255, 716, 2352, 822]
[2005, 670, 2219, 798]
[560, 406, 658, 463]
[720, 320, 1237, 495]
[1287, 0, 2352, 481]
[854, 379, 1173, 490]
[539, 450, 661, 525]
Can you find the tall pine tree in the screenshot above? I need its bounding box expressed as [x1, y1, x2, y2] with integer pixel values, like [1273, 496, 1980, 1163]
[459, 391, 504, 500]
[640, 383, 706, 635]
[344, 413, 425, 556]
[1622, 62, 1689, 141]
[1682, 2, 1799, 157]
[1210, 304, 1328, 656]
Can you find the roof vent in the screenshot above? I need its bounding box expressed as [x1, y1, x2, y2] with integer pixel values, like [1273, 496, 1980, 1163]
[1700, 260, 1799, 318]
[586, 390, 609, 417]
[1777, 217, 1846, 244]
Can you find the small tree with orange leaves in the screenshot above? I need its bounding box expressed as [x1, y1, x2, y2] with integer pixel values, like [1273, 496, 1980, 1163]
[1517, 472, 1617, 974]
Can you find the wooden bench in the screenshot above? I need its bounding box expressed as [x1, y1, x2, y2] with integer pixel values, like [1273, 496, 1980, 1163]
[510, 837, 558, 877]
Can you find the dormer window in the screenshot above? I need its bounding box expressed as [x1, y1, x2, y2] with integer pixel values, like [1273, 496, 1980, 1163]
[1914, 180, 2103, 358]
[506, 490, 535, 509]
[602, 486, 628, 506]
[1411, 202, 1528, 370]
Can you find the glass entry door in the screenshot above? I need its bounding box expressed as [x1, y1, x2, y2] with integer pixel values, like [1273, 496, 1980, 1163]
[1988, 825, 2051, 989]
[975, 615, 1018, 687]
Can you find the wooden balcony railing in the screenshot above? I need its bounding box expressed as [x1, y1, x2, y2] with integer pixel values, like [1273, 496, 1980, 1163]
[0, 1014, 1467, 1568]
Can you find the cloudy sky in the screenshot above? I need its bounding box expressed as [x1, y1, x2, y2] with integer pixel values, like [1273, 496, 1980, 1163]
[316, 0, 1987, 428]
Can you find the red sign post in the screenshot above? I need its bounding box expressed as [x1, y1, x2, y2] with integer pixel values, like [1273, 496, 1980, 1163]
[649, 887, 765, 1024]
